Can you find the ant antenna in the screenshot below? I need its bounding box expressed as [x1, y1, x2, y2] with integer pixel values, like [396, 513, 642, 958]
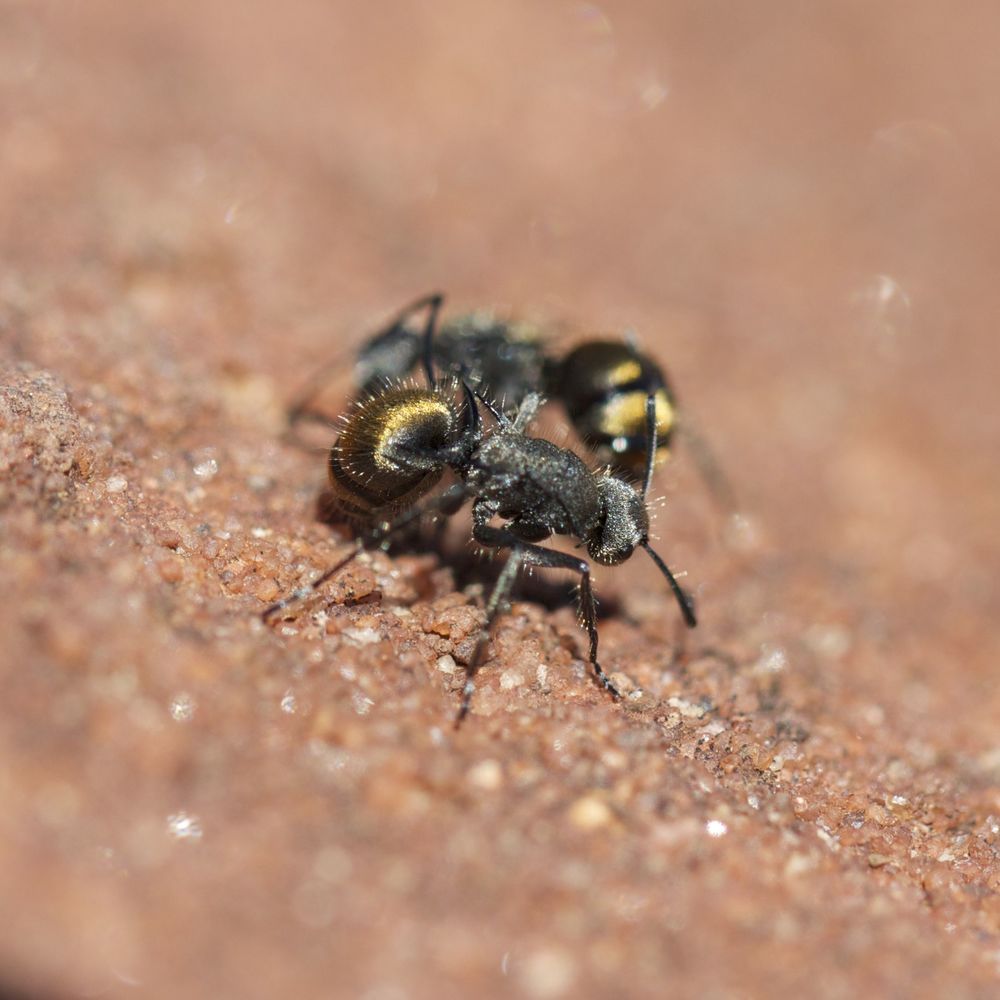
[641, 542, 697, 627]
[641, 391, 657, 501]
[639, 389, 696, 627]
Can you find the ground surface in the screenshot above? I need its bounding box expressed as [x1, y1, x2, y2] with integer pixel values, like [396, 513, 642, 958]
[2, 2, 999, 998]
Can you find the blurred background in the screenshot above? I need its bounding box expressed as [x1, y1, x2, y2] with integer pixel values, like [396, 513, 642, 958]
[2, 1, 999, 997]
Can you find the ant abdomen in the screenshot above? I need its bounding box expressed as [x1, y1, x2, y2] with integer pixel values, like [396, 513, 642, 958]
[327, 383, 464, 519]
[547, 340, 677, 474]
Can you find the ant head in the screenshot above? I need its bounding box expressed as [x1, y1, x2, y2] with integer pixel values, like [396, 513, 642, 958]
[588, 475, 649, 566]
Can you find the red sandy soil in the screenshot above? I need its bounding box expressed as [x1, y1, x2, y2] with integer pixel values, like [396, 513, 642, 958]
[2, 3, 999, 998]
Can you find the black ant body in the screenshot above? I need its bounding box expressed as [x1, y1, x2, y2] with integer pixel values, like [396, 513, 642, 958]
[299, 293, 731, 507]
[266, 295, 697, 725]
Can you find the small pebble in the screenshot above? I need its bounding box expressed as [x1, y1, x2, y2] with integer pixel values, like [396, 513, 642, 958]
[342, 627, 381, 646]
[105, 475, 128, 493]
[154, 527, 182, 549]
[467, 759, 503, 791]
[705, 819, 728, 838]
[667, 696, 708, 719]
[608, 671, 637, 695]
[499, 669, 524, 690]
[166, 812, 203, 841]
[519, 947, 577, 999]
[169, 693, 195, 722]
[623, 689, 657, 712]
[568, 794, 612, 830]
[351, 692, 375, 716]
[192, 458, 219, 480]
[784, 853, 815, 877]
[156, 556, 184, 583]
[425, 604, 482, 641]
[435, 654, 457, 676]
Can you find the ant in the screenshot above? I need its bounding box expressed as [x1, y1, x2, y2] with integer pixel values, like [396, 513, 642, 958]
[290, 292, 732, 505]
[266, 294, 697, 725]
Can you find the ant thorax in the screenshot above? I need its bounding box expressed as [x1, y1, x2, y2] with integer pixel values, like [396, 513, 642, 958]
[467, 431, 602, 543]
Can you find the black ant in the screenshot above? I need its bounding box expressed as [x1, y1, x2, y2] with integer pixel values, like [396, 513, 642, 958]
[265, 295, 697, 726]
[290, 292, 732, 505]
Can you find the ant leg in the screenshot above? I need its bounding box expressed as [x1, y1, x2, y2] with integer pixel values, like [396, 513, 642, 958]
[286, 292, 445, 431]
[260, 542, 365, 621]
[473, 390, 506, 426]
[675, 415, 738, 514]
[511, 392, 543, 432]
[514, 542, 621, 700]
[454, 548, 524, 727]
[415, 293, 446, 387]
[458, 521, 621, 726]
[262, 482, 467, 621]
